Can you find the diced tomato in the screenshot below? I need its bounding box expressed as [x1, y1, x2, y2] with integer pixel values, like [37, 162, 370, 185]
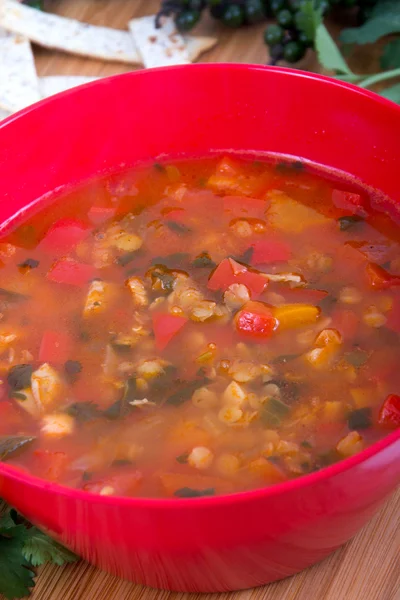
[39, 330, 73, 364]
[152, 313, 188, 351]
[207, 258, 267, 298]
[88, 206, 116, 225]
[41, 218, 90, 253]
[366, 262, 400, 290]
[47, 258, 96, 287]
[386, 293, 400, 334]
[283, 288, 328, 304]
[83, 471, 143, 495]
[34, 450, 69, 481]
[251, 240, 292, 265]
[235, 301, 277, 340]
[331, 308, 359, 340]
[223, 195, 266, 217]
[332, 189, 364, 215]
[378, 394, 400, 428]
[163, 209, 186, 222]
[0, 401, 23, 433]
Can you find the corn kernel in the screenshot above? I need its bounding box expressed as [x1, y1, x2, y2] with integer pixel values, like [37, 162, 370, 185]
[228, 360, 260, 383]
[336, 431, 364, 457]
[363, 307, 387, 328]
[222, 381, 247, 406]
[216, 453, 240, 476]
[99, 486, 115, 496]
[339, 287, 362, 304]
[192, 387, 219, 409]
[187, 446, 214, 470]
[218, 406, 243, 424]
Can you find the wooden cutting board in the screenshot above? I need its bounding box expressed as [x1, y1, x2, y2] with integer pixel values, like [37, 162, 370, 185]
[1, 1, 399, 598]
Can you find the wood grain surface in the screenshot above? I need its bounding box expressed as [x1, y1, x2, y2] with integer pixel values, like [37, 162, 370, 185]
[2, 1, 400, 599]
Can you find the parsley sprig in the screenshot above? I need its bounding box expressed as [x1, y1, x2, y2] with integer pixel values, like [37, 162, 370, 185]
[0, 505, 77, 599]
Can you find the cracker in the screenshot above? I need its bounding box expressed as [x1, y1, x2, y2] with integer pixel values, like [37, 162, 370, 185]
[129, 15, 190, 68]
[185, 35, 217, 61]
[39, 75, 99, 98]
[0, 31, 41, 112]
[0, 0, 141, 64]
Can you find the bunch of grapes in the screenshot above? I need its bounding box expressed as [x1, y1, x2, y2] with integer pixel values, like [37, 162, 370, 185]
[156, 0, 379, 64]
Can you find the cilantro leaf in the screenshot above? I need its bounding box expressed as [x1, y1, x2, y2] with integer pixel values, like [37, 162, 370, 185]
[340, 2, 400, 45]
[381, 39, 400, 70]
[0, 516, 35, 600]
[315, 23, 356, 76]
[22, 528, 77, 567]
[294, 0, 322, 43]
[379, 83, 400, 103]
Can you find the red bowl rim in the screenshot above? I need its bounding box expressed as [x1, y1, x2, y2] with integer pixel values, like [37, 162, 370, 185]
[0, 64, 399, 509]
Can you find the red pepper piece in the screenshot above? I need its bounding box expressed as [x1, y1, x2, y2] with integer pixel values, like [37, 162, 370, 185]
[39, 330, 73, 364]
[235, 301, 277, 340]
[41, 218, 90, 252]
[208, 258, 267, 298]
[47, 258, 95, 287]
[152, 313, 188, 351]
[332, 189, 364, 215]
[366, 263, 400, 290]
[251, 240, 292, 265]
[88, 206, 116, 225]
[378, 394, 400, 428]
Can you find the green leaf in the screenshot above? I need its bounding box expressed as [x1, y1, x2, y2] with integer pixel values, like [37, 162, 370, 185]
[0, 436, 36, 461]
[379, 83, 400, 103]
[0, 521, 35, 599]
[381, 39, 400, 70]
[22, 528, 77, 567]
[315, 24, 354, 75]
[294, 1, 322, 42]
[340, 4, 400, 45]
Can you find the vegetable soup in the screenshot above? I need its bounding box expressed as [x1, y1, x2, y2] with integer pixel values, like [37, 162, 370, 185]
[0, 156, 399, 499]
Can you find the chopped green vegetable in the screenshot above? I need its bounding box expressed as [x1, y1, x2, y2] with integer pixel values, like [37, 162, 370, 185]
[0, 436, 35, 461]
[7, 365, 33, 392]
[301, 440, 313, 449]
[261, 397, 290, 426]
[112, 459, 133, 467]
[345, 348, 369, 368]
[338, 215, 363, 231]
[166, 377, 211, 406]
[348, 407, 372, 430]
[66, 402, 102, 423]
[64, 360, 82, 382]
[175, 452, 189, 464]
[0, 289, 28, 303]
[192, 252, 216, 268]
[116, 250, 140, 267]
[174, 487, 215, 498]
[165, 221, 192, 235]
[17, 259, 39, 271]
[103, 378, 137, 419]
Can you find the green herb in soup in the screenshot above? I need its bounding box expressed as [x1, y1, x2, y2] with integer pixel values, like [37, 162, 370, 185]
[0, 155, 399, 498]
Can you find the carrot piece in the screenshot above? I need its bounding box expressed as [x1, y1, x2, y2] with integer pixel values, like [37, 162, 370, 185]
[41, 218, 90, 253]
[273, 304, 320, 329]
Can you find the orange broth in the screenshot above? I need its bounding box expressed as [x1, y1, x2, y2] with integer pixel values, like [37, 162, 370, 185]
[0, 155, 399, 498]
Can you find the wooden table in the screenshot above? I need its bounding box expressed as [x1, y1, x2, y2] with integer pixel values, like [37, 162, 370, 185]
[3, 1, 400, 598]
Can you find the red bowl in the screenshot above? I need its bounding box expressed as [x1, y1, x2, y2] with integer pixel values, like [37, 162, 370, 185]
[0, 64, 399, 592]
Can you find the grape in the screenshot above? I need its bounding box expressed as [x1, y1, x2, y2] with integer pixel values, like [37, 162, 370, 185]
[176, 9, 201, 30]
[270, 0, 287, 15]
[244, 0, 267, 25]
[209, 0, 224, 19]
[264, 24, 284, 46]
[276, 9, 293, 28]
[297, 31, 314, 47]
[189, 0, 206, 9]
[283, 40, 306, 62]
[222, 4, 245, 27]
